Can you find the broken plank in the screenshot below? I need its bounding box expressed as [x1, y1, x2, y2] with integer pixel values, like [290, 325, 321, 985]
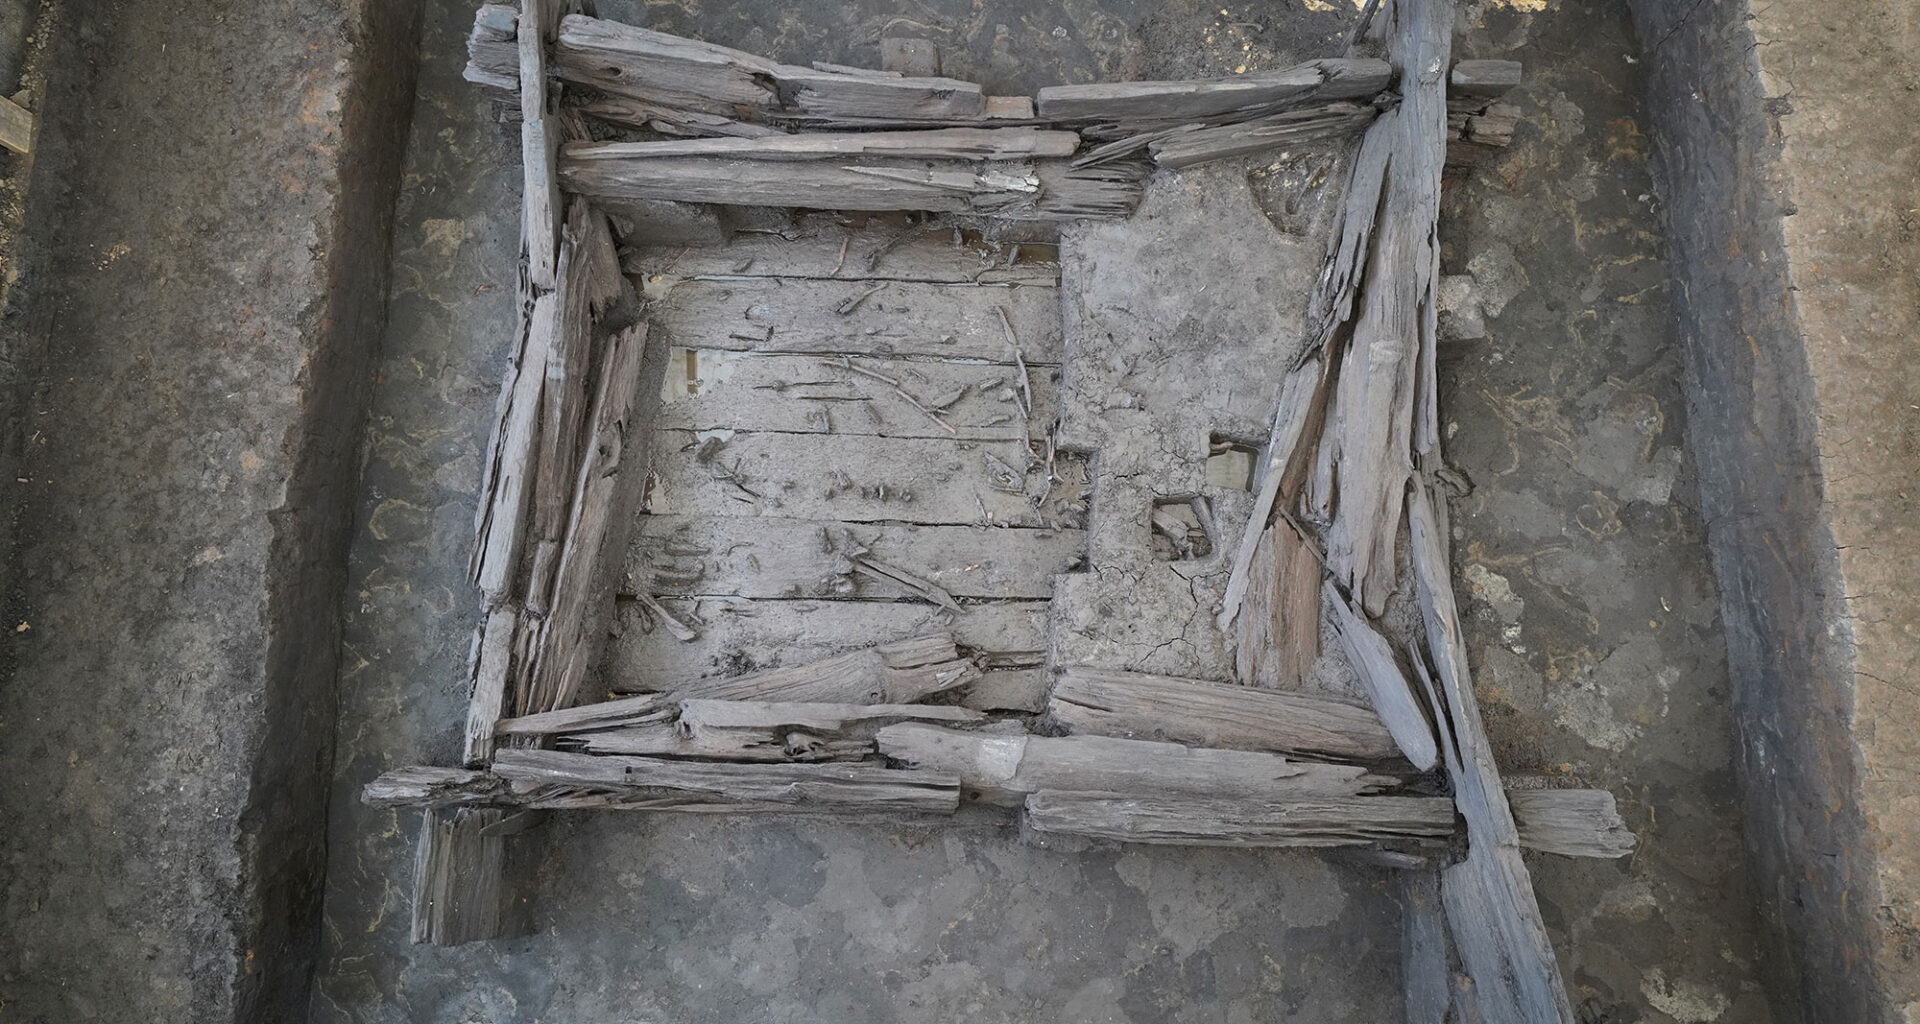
[366, 766, 508, 808]
[878, 724, 1397, 806]
[1232, 520, 1323, 690]
[566, 127, 1074, 162]
[1035, 58, 1390, 123]
[1148, 102, 1378, 168]
[577, 700, 986, 761]
[411, 806, 507, 945]
[1327, 581, 1439, 771]
[605, 597, 1047, 693]
[464, 5, 519, 93]
[551, 14, 781, 116]
[1450, 59, 1522, 96]
[463, 605, 520, 764]
[1508, 788, 1635, 859]
[1220, 354, 1321, 628]
[1049, 666, 1399, 761]
[629, 515, 1079, 601]
[645, 276, 1062, 362]
[646, 429, 1076, 525]
[0, 95, 34, 156]
[525, 221, 590, 613]
[1023, 790, 1454, 848]
[524, 115, 562, 291]
[774, 67, 985, 120]
[653, 349, 1059, 441]
[472, 292, 555, 599]
[654, 635, 977, 703]
[629, 226, 1058, 285]
[492, 748, 962, 814]
[495, 692, 673, 735]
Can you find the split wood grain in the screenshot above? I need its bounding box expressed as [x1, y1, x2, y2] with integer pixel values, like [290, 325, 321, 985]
[644, 276, 1062, 362]
[1049, 666, 1400, 762]
[1232, 521, 1323, 690]
[551, 14, 782, 117]
[1219, 354, 1321, 629]
[576, 700, 986, 761]
[411, 806, 507, 945]
[471, 292, 555, 599]
[1449, 59, 1522, 96]
[877, 724, 1397, 806]
[630, 515, 1079, 601]
[1035, 58, 1390, 124]
[1327, 580, 1439, 771]
[629, 227, 1059, 286]
[604, 598, 1047, 694]
[1508, 788, 1635, 859]
[463, 605, 520, 764]
[524, 222, 587, 613]
[523, 115, 561, 290]
[567, 127, 1077, 163]
[653, 349, 1058, 441]
[0, 94, 34, 156]
[495, 692, 673, 736]
[775, 67, 985, 120]
[1147, 102, 1378, 168]
[492, 748, 962, 814]
[1023, 791, 1454, 848]
[653, 634, 978, 704]
[366, 766, 508, 808]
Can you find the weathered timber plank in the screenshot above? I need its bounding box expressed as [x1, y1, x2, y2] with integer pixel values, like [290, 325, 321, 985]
[659, 642, 977, 704]
[1049, 666, 1400, 761]
[1508, 788, 1635, 858]
[1402, 870, 1453, 1024]
[472, 293, 554, 599]
[492, 748, 962, 814]
[644, 276, 1063, 362]
[366, 767, 507, 808]
[877, 724, 1396, 806]
[1023, 791, 1454, 848]
[629, 515, 1080, 600]
[495, 692, 673, 735]
[1450, 59, 1522, 96]
[567, 127, 1071, 162]
[523, 115, 561, 290]
[465, 5, 518, 93]
[576, 700, 986, 761]
[628, 226, 1059, 285]
[551, 14, 780, 116]
[653, 349, 1058, 441]
[1327, 581, 1439, 771]
[1220, 354, 1321, 627]
[1441, 844, 1573, 1024]
[525, 223, 590, 612]
[463, 605, 519, 764]
[775, 67, 985, 120]
[560, 150, 1139, 219]
[411, 806, 507, 945]
[0, 94, 35, 156]
[1232, 521, 1323, 690]
[517, 0, 551, 122]
[605, 597, 1046, 693]
[1035, 58, 1391, 122]
[1148, 102, 1378, 168]
[646, 429, 1074, 525]
[524, 323, 651, 713]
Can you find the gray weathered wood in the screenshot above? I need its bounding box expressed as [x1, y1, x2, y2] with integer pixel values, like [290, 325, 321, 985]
[1403, 870, 1453, 1024]
[472, 292, 554, 599]
[366, 766, 507, 808]
[629, 225, 1059, 286]
[517, 0, 551, 122]
[577, 700, 986, 760]
[1327, 581, 1439, 771]
[1508, 788, 1635, 858]
[524, 226, 588, 612]
[567, 128, 1077, 163]
[495, 692, 673, 735]
[1035, 58, 1390, 123]
[1023, 791, 1454, 848]
[492, 748, 962, 814]
[878, 724, 1397, 806]
[465, 5, 519, 93]
[646, 429, 1077, 526]
[523, 115, 561, 290]
[0, 94, 34, 156]
[1449, 59, 1522, 95]
[1148, 102, 1378, 168]
[578, 94, 783, 138]
[605, 597, 1047, 694]
[653, 349, 1058, 441]
[551, 14, 781, 116]
[463, 605, 519, 764]
[776, 67, 984, 120]
[524, 322, 650, 713]
[630, 515, 1079, 600]
[411, 806, 507, 945]
[1219, 355, 1321, 627]
[560, 149, 1140, 219]
[1049, 666, 1400, 761]
[645, 276, 1063, 362]
[650, 633, 978, 703]
[1232, 520, 1323, 690]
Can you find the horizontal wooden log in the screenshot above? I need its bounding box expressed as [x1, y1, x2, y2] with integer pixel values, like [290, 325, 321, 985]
[493, 748, 962, 813]
[575, 700, 986, 760]
[1449, 59, 1522, 96]
[627, 224, 1059, 285]
[1036, 58, 1390, 124]
[877, 724, 1397, 806]
[1049, 666, 1400, 761]
[1508, 788, 1635, 858]
[1148, 102, 1378, 169]
[567, 127, 1078, 163]
[366, 766, 508, 808]
[644, 276, 1063, 362]
[605, 597, 1046, 694]
[560, 149, 1142, 220]
[1024, 791, 1455, 848]
[495, 692, 673, 735]
[631, 515, 1079, 600]
[775, 67, 985, 120]
[664, 644, 977, 704]
[653, 349, 1058, 441]
[552, 14, 781, 116]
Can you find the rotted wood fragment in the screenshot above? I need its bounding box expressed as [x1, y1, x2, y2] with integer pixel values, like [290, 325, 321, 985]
[877, 724, 1398, 807]
[577, 700, 987, 761]
[573, 128, 1078, 162]
[365, 766, 509, 808]
[624, 632, 978, 704]
[1023, 791, 1455, 848]
[1050, 666, 1399, 761]
[1326, 580, 1439, 771]
[1035, 57, 1390, 125]
[411, 806, 507, 945]
[0, 95, 35, 156]
[1449, 59, 1522, 96]
[492, 748, 962, 814]
[471, 292, 554, 599]
[1508, 788, 1635, 859]
[463, 605, 520, 764]
[1145, 102, 1379, 169]
[495, 692, 673, 736]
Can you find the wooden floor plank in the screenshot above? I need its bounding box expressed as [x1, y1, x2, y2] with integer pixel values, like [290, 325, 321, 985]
[628, 224, 1059, 286]
[643, 277, 1063, 363]
[602, 597, 1047, 694]
[628, 514, 1081, 601]
[655, 348, 1059, 441]
[646, 429, 1083, 525]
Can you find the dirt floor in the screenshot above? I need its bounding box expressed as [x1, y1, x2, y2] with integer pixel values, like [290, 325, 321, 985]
[310, 1, 1774, 1022]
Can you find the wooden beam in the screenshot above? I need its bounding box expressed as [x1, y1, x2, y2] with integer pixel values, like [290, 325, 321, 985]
[1049, 666, 1401, 762]
[410, 807, 507, 945]
[492, 748, 963, 814]
[1023, 790, 1455, 848]
[1035, 58, 1390, 124]
[0, 95, 35, 156]
[1327, 581, 1440, 771]
[567, 127, 1078, 162]
[577, 701, 987, 761]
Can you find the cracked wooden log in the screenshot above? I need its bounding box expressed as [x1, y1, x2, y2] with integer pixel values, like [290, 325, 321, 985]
[565, 127, 1079, 161]
[470, 291, 552, 600]
[1035, 57, 1390, 125]
[576, 701, 987, 761]
[1507, 787, 1635, 859]
[1327, 580, 1440, 771]
[490, 748, 962, 814]
[1024, 790, 1455, 848]
[658, 633, 979, 704]
[1049, 666, 1400, 762]
[1146, 102, 1380, 168]
[876, 724, 1398, 806]
[495, 692, 673, 736]
[411, 806, 507, 945]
